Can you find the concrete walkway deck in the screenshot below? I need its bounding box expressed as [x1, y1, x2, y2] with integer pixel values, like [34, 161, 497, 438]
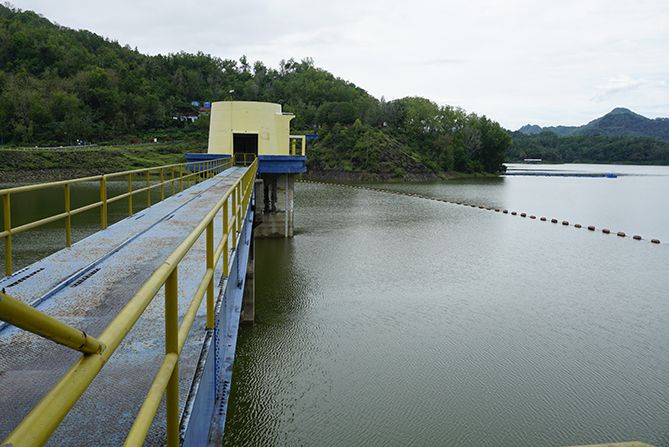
[0, 167, 246, 445]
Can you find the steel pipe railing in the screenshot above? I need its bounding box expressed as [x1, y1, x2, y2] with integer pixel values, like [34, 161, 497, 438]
[0, 158, 257, 447]
[1, 158, 233, 276]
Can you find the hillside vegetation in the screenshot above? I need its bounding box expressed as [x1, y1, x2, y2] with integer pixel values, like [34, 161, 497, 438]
[0, 142, 207, 182]
[0, 4, 510, 180]
[507, 132, 669, 165]
[511, 108, 669, 164]
[518, 108, 669, 141]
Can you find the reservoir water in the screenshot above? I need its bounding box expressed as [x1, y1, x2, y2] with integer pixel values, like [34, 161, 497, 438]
[224, 164, 669, 446]
[2, 163, 669, 446]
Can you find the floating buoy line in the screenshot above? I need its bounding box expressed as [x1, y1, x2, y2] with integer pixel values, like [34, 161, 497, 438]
[298, 180, 663, 246]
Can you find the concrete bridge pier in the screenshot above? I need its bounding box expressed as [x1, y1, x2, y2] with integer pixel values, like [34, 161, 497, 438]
[255, 174, 295, 238]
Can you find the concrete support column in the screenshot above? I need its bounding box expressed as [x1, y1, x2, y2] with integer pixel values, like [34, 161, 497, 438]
[285, 175, 294, 238]
[255, 174, 295, 238]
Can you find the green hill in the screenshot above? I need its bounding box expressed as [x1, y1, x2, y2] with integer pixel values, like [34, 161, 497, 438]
[0, 4, 509, 180]
[578, 108, 669, 141]
[510, 108, 669, 164]
[507, 132, 669, 165]
[517, 108, 669, 141]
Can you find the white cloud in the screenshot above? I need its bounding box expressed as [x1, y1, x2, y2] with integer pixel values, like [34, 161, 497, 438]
[593, 75, 665, 101]
[12, 0, 669, 128]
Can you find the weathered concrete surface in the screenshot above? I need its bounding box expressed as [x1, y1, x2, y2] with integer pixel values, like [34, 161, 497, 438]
[0, 167, 247, 446]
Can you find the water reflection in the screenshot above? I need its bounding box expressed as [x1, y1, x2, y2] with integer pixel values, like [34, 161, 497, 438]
[225, 175, 669, 446]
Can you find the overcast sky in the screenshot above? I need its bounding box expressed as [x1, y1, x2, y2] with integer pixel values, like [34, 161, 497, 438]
[14, 0, 669, 129]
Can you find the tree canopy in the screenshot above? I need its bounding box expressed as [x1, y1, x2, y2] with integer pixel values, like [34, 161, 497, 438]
[507, 131, 669, 165]
[0, 4, 510, 177]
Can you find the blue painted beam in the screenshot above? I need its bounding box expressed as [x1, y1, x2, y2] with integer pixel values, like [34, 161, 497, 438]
[180, 192, 255, 446]
[185, 153, 307, 174]
[257, 155, 307, 174]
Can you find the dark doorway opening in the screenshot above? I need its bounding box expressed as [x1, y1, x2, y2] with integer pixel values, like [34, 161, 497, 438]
[233, 133, 258, 157]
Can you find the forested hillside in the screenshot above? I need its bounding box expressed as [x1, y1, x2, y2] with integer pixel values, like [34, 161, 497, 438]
[507, 132, 669, 165]
[0, 4, 509, 179]
[518, 108, 669, 141]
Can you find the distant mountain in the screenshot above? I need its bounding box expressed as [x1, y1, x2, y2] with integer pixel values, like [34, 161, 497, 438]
[517, 108, 669, 142]
[517, 124, 542, 135]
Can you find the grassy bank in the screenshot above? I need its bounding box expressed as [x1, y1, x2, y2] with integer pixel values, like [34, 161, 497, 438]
[0, 141, 503, 184]
[0, 142, 207, 183]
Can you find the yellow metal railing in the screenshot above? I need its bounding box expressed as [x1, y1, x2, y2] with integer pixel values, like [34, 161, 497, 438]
[234, 152, 257, 167]
[0, 292, 105, 354]
[0, 158, 258, 447]
[1, 158, 232, 276]
[289, 134, 306, 156]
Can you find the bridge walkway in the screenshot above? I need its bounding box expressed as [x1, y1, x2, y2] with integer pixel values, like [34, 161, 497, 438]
[0, 166, 247, 445]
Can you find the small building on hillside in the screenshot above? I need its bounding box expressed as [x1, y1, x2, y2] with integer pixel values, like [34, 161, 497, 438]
[205, 101, 306, 173]
[186, 101, 307, 237]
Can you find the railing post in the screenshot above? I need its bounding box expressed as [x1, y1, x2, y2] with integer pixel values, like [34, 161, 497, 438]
[100, 176, 108, 230]
[180, 167, 184, 192]
[160, 168, 165, 201]
[64, 184, 72, 247]
[223, 198, 229, 276]
[127, 173, 133, 216]
[231, 190, 237, 250]
[3, 193, 12, 276]
[206, 220, 214, 329]
[165, 268, 179, 447]
[236, 184, 241, 234]
[171, 168, 175, 197]
[146, 170, 151, 207]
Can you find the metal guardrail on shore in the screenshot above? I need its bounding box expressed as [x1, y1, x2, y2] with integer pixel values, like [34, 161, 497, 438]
[0, 158, 258, 446]
[0, 158, 234, 276]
